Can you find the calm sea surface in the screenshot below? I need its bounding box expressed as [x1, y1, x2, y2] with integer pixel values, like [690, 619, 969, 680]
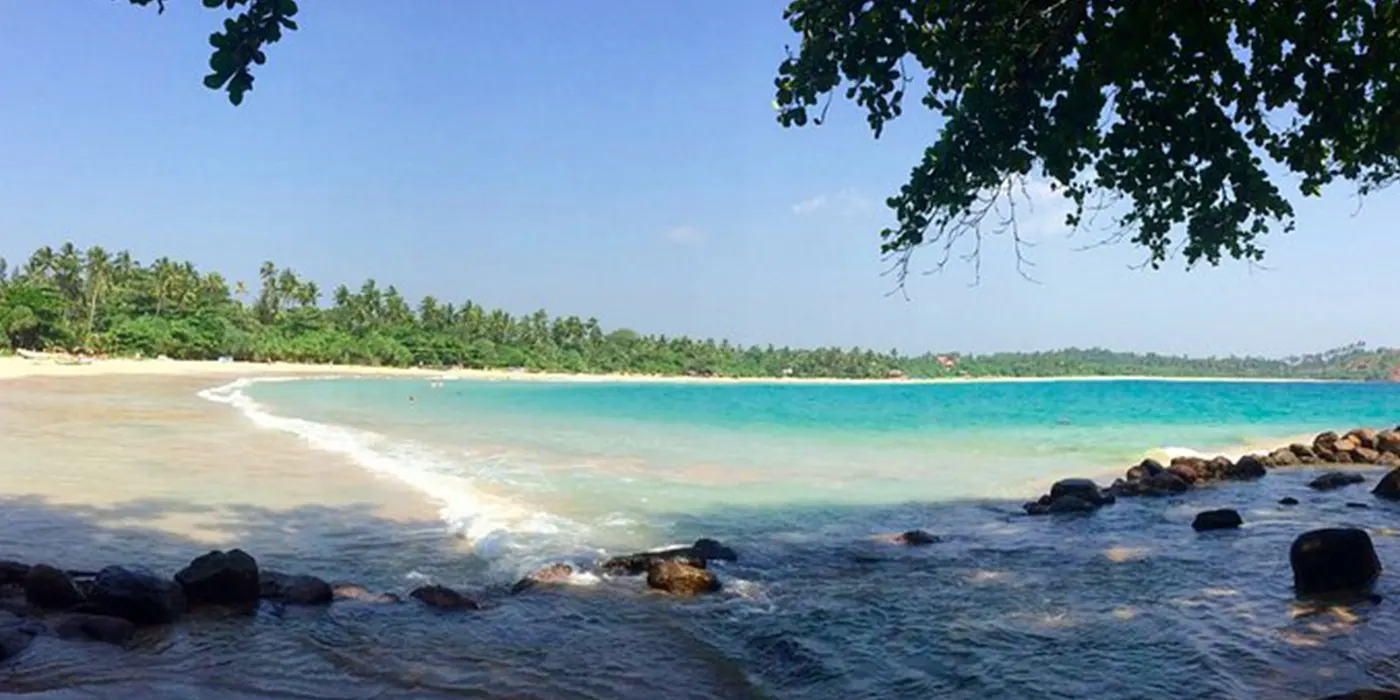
[6, 377, 1400, 698]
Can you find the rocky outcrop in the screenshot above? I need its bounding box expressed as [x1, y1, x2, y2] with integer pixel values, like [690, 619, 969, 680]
[511, 563, 576, 594]
[409, 585, 479, 611]
[1308, 472, 1366, 491]
[1374, 468, 1400, 500]
[89, 566, 186, 625]
[53, 613, 136, 645]
[259, 571, 332, 605]
[646, 561, 719, 596]
[601, 538, 737, 575]
[1291, 528, 1382, 596]
[23, 564, 84, 610]
[175, 549, 259, 608]
[1192, 509, 1243, 531]
[1025, 478, 1115, 514]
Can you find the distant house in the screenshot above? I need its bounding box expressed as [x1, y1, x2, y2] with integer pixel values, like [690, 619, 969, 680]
[781, 367, 795, 377]
[887, 369, 907, 379]
[935, 355, 957, 369]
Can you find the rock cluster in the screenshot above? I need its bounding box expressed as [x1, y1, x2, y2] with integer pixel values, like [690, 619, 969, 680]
[595, 538, 738, 596]
[1023, 478, 1116, 515]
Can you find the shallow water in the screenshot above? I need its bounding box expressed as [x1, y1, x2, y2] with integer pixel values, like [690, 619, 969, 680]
[3, 377, 1400, 698]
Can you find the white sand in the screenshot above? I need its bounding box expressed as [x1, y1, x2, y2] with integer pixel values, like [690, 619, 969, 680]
[0, 355, 1333, 385]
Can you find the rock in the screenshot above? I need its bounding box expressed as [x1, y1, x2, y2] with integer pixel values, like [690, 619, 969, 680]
[1047, 495, 1098, 513]
[23, 564, 84, 610]
[1167, 464, 1200, 483]
[89, 566, 185, 625]
[1049, 478, 1115, 505]
[601, 538, 729, 576]
[1316, 431, 1340, 451]
[1347, 429, 1380, 449]
[1125, 458, 1165, 482]
[1308, 472, 1366, 491]
[52, 613, 136, 645]
[1349, 502, 1372, 509]
[1336, 436, 1361, 454]
[331, 583, 400, 604]
[409, 585, 478, 611]
[1144, 470, 1190, 495]
[646, 560, 719, 596]
[0, 562, 31, 586]
[1374, 468, 1400, 500]
[175, 549, 260, 608]
[894, 529, 940, 546]
[1379, 452, 1400, 468]
[1335, 451, 1356, 464]
[690, 538, 738, 562]
[1291, 443, 1319, 461]
[1192, 509, 1244, 531]
[1377, 431, 1400, 456]
[1269, 448, 1301, 467]
[1280, 497, 1300, 506]
[1230, 455, 1267, 480]
[510, 563, 576, 594]
[259, 571, 331, 605]
[1291, 528, 1382, 596]
[1355, 447, 1382, 464]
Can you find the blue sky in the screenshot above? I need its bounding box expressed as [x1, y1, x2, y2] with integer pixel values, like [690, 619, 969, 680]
[1, 1, 1396, 357]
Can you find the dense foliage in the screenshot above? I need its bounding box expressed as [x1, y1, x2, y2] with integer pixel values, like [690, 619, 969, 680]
[775, 1, 1400, 274]
[2, 243, 1397, 380]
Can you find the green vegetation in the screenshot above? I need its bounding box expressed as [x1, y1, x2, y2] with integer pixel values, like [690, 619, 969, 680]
[3, 243, 1397, 380]
[774, 1, 1400, 274]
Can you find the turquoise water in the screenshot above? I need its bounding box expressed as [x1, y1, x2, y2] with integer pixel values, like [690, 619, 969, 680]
[169, 377, 1400, 698]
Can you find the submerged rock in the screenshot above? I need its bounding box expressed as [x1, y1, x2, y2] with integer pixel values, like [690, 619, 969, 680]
[646, 561, 719, 596]
[1291, 528, 1382, 596]
[894, 529, 940, 546]
[259, 571, 332, 605]
[601, 538, 736, 575]
[1026, 479, 1115, 514]
[1192, 509, 1243, 531]
[1348, 502, 1372, 509]
[1373, 468, 1400, 500]
[510, 563, 576, 595]
[690, 538, 738, 562]
[1308, 472, 1366, 491]
[1280, 497, 1300, 506]
[89, 566, 185, 625]
[409, 585, 479, 611]
[0, 562, 31, 586]
[53, 613, 136, 645]
[176, 549, 260, 608]
[331, 583, 400, 604]
[23, 564, 84, 610]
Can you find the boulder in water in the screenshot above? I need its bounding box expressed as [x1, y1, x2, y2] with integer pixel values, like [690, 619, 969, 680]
[894, 529, 940, 546]
[175, 549, 259, 608]
[53, 613, 136, 645]
[1377, 431, 1400, 456]
[1280, 496, 1300, 506]
[1335, 436, 1361, 454]
[409, 584, 479, 611]
[1230, 455, 1267, 480]
[691, 538, 738, 562]
[1308, 472, 1366, 491]
[24, 564, 84, 610]
[1355, 447, 1382, 464]
[1374, 468, 1400, 500]
[1379, 452, 1400, 468]
[1126, 458, 1165, 482]
[1269, 448, 1301, 467]
[601, 538, 734, 575]
[331, 583, 400, 604]
[1347, 429, 1379, 450]
[1291, 443, 1319, 463]
[89, 566, 185, 625]
[511, 563, 576, 594]
[1291, 528, 1382, 596]
[259, 571, 332, 605]
[1050, 478, 1115, 505]
[646, 561, 719, 596]
[1192, 509, 1243, 531]
[0, 562, 31, 586]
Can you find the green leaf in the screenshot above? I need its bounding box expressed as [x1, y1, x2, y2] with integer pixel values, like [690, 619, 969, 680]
[279, 0, 299, 17]
[202, 73, 227, 89]
[202, 0, 222, 7]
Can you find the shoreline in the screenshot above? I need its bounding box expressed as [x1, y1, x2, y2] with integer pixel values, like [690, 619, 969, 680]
[0, 355, 1353, 386]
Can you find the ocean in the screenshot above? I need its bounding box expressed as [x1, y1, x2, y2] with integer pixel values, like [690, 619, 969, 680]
[8, 376, 1400, 698]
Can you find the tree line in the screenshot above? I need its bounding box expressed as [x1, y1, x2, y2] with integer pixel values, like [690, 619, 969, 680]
[1, 243, 1397, 380]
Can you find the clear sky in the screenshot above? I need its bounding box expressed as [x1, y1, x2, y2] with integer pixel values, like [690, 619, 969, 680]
[2, 1, 1396, 358]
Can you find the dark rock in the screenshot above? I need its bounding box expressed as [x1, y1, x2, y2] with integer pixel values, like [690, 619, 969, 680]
[1355, 447, 1382, 464]
[23, 564, 84, 610]
[1291, 528, 1382, 596]
[1049, 478, 1114, 506]
[52, 613, 136, 645]
[1192, 509, 1244, 531]
[1167, 464, 1200, 483]
[690, 538, 737, 562]
[894, 529, 940, 546]
[175, 549, 259, 607]
[1280, 496, 1300, 506]
[0, 562, 31, 586]
[409, 585, 478, 611]
[510, 563, 576, 595]
[1269, 448, 1301, 467]
[1047, 494, 1098, 513]
[1374, 468, 1400, 500]
[1144, 470, 1190, 495]
[1308, 471, 1366, 491]
[1230, 455, 1268, 480]
[89, 566, 185, 625]
[1348, 502, 1372, 509]
[1291, 443, 1318, 460]
[646, 560, 719, 596]
[1318, 689, 1400, 700]
[1125, 458, 1165, 482]
[1316, 431, 1340, 450]
[601, 546, 710, 576]
[331, 583, 400, 604]
[259, 571, 331, 605]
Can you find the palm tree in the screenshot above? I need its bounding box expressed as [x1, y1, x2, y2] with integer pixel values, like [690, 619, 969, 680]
[82, 246, 111, 345]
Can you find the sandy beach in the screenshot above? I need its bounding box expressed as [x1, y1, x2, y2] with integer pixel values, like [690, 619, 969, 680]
[0, 354, 1336, 385]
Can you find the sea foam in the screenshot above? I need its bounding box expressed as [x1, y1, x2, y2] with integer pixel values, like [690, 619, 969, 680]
[197, 378, 576, 559]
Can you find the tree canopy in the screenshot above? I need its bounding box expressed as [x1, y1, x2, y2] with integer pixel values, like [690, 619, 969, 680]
[774, 1, 1400, 275]
[128, 0, 298, 105]
[3, 242, 1397, 380]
